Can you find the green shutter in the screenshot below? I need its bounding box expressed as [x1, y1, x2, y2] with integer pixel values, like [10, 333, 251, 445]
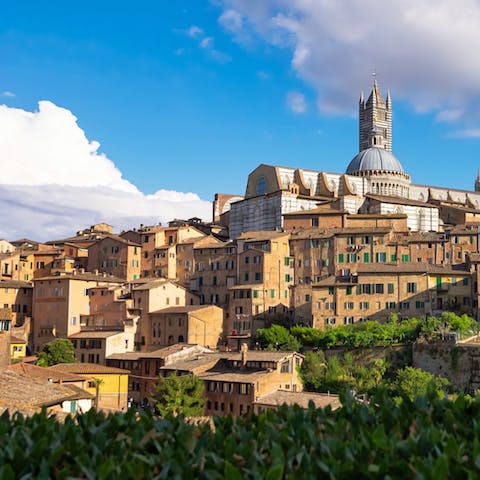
[363, 252, 369, 263]
[338, 253, 344, 263]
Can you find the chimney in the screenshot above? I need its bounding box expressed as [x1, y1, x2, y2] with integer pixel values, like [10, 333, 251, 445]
[240, 343, 248, 369]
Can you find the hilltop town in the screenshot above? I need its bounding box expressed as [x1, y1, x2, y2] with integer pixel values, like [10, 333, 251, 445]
[1, 81, 480, 416]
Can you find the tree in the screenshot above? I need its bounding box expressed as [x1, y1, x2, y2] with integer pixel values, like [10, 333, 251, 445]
[92, 378, 104, 411]
[256, 324, 301, 351]
[391, 366, 449, 401]
[150, 373, 205, 417]
[36, 338, 76, 366]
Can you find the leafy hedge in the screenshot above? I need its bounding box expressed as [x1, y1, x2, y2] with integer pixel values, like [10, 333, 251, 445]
[291, 317, 423, 349]
[2, 389, 480, 478]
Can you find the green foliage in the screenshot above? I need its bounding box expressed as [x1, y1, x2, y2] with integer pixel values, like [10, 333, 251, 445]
[291, 317, 422, 350]
[3, 390, 480, 478]
[36, 338, 76, 367]
[300, 351, 388, 395]
[150, 373, 205, 417]
[440, 312, 475, 333]
[391, 366, 450, 401]
[256, 324, 301, 351]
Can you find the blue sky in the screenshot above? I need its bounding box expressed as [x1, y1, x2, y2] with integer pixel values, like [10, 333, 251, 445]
[1, 1, 480, 239]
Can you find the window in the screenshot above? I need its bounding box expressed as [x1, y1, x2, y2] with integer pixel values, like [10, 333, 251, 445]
[390, 254, 397, 262]
[338, 253, 344, 263]
[385, 302, 396, 310]
[244, 273, 249, 281]
[254, 272, 262, 281]
[305, 294, 311, 302]
[284, 257, 290, 266]
[245, 256, 250, 264]
[270, 289, 275, 299]
[253, 290, 259, 298]
[388, 283, 394, 294]
[363, 252, 370, 263]
[415, 301, 425, 309]
[344, 317, 354, 325]
[344, 302, 354, 310]
[400, 301, 410, 309]
[407, 282, 417, 293]
[359, 302, 369, 310]
[463, 278, 469, 286]
[312, 218, 319, 227]
[328, 287, 334, 295]
[401, 254, 410, 263]
[347, 236, 355, 245]
[452, 277, 458, 287]
[285, 274, 290, 282]
[253, 255, 261, 264]
[346, 286, 353, 295]
[256, 176, 267, 195]
[325, 301, 335, 309]
[375, 284, 384, 294]
[326, 317, 336, 325]
[347, 253, 357, 263]
[375, 252, 387, 262]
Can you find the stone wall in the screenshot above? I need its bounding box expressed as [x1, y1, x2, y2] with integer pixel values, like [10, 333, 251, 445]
[413, 343, 480, 392]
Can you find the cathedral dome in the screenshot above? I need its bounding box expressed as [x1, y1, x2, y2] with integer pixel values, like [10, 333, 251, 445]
[346, 147, 404, 174]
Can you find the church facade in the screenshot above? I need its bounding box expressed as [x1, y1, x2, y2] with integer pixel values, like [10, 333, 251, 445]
[226, 81, 480, 239]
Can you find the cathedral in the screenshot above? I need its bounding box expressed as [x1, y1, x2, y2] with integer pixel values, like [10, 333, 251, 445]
[221, 81, 480, 239]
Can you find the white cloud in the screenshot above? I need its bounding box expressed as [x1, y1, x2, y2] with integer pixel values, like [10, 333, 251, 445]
[1, 91, 15, 97]
[256, 70, 269, 80]
[218, 1, 480, 122]
[286, 91, 307, 114]
[449, 128, 480, 138]
[185, 24, 231, 64]
[0, 101, 211, 241]
[200, 36, 214, 49]
[187, 25, 203, 38]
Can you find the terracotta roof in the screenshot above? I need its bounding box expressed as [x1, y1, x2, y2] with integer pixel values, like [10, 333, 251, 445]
[199, 369, 271, 383]
[8, 363, 86, 382]
[237, 231, 290, 241]
[106, 352, 142, 361]
[9, 336, 26, 344]
[366, 194, 438, 208]
[0, 280, 33, 289]
[49, 363, 130, 375]
[284, 207, 347, 217]
[160, 353, 224, 373]
[132, 279, 184, 291]
[0, 369, 92, 412]
[69, 331, 123, 339]
[254, 390, 341, 410]
[356, 263, 470, 275]
[224, 351, 303, 362]
[34, 272, 126, 283]
[150, 305, 216, 315]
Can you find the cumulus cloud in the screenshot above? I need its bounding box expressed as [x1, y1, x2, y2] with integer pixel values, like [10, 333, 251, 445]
[286, 91, 307, 114]
[0, 101, 211, 241]
[217, 0, 480, 125]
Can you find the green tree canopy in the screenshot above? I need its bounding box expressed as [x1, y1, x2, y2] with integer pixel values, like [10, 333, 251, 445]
[391, 366, 449, 401]
[256, 324, 301, 351]
[150, 373, 205, 417]
[36, 338, 76, 366]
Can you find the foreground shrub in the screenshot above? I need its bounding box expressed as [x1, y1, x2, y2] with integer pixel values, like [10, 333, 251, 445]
[1, 389, 480, 478]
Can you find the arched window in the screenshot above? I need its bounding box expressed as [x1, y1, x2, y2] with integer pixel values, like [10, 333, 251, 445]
[178, 335, 184, 343]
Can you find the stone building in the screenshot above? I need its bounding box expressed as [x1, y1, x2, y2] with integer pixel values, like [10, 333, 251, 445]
[223, 81, 480, 239]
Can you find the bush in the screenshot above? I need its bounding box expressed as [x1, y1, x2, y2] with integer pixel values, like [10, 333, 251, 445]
[2, 390, 480, 478]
